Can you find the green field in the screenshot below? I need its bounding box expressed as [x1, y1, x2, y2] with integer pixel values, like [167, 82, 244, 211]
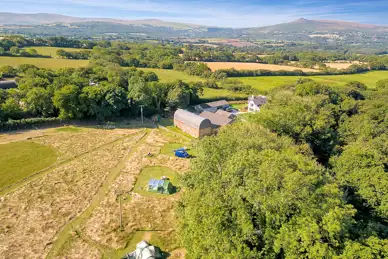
[0, 56, 89, 69]
[237, 71, 388, 92]
[23, 46, 84, 57]
[0, 141, 57, 189]
[133, 166, 180, 197]
[139, 68, 204, 83]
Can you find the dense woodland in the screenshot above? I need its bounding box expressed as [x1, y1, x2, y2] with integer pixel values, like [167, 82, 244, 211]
[0, 63, 206, 128]
[179, 79, 388, 258]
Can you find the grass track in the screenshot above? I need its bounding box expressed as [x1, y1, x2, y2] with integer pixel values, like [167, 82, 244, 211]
[0, 141, 57, 189]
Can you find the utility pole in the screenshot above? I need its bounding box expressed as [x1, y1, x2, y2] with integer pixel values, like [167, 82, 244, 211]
[140, 105, 144, 125]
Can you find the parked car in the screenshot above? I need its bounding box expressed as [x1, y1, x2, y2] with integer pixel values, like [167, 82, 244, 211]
[175, 150, 190, 158]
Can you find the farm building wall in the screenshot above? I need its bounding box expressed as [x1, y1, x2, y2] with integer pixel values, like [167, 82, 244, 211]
[174, 118, 213, 138]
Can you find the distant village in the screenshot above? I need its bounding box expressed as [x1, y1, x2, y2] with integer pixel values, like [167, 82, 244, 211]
[174, 95, 267, 138]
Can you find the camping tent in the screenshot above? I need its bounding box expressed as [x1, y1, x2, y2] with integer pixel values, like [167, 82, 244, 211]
[147, 179, 174, 194]
[122, 240, 163, 259]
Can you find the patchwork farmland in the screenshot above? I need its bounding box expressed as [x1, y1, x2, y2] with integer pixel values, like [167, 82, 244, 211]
[0, 124, 193, 259]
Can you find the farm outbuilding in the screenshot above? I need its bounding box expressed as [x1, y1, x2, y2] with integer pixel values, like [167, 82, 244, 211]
[147, 179, 174, 194]
[174, 109, 213, 138]
[0, 80, 17, 89]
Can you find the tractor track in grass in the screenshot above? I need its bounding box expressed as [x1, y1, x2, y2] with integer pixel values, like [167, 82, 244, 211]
[45, 129, 151, 259]
[0, 131, 142, 196]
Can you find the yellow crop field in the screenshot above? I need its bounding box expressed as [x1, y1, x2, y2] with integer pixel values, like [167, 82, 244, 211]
[204, 62, 319, 72]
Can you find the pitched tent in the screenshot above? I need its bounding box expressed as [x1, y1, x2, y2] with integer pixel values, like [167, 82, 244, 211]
[122, 240, 163, 259]
[147, 179, 174, 194]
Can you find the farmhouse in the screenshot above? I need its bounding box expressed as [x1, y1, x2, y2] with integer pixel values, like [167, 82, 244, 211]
[194, 100, 230, 113]
[248, 95, 267, 112]
[174, 109, 213, 138]
[0, 80, 17, 89]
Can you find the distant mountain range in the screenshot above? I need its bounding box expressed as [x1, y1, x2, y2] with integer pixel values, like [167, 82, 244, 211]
[1, 12, 388, 43]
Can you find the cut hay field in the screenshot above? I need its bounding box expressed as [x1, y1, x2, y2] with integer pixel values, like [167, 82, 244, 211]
[0, 56, 89, 69]
[0, 125, 191, 259]
[23, 46, 84, 57]
[204, 62, 319, 72]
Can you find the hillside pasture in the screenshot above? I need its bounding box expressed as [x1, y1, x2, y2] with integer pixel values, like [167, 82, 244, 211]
[203, 62, 319, 72]
[0, 56, 89, 69]
[237, 70, 388, 92]
[23, 46, 84, 57]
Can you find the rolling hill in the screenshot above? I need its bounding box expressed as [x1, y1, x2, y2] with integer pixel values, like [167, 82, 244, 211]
[247, 18, 388, 33]
[1, 12, 388, 44]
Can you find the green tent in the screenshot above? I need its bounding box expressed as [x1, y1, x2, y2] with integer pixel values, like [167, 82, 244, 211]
[147, 179, 174, 194]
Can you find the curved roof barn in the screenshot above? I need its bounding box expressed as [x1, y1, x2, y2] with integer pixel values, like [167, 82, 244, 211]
[174, 109, 212, 129]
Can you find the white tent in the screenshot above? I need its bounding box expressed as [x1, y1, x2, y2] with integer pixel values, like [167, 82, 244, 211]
[123, 240, 162, 259]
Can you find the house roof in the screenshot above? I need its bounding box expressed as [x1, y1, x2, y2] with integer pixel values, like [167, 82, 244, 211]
[248, 95, 267, 106]
[0, 80, 17, 89]
[174, 109, 212, 129]
[199, 111, 233, 127]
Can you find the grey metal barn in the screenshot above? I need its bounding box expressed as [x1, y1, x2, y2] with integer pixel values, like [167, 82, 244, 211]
[174, 109, 213, 138]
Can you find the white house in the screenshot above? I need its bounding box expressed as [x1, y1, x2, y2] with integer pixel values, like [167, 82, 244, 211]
[248, 95, 267, 112]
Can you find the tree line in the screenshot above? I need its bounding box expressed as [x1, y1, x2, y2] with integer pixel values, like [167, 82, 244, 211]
[0, 63, 206, 128]
[179, 78, 388, 258]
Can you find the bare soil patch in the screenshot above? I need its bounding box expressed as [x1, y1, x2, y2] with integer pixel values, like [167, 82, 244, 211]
[204, 62, 318, 72]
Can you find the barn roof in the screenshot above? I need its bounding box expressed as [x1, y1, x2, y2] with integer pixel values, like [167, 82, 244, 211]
[0, 80, 17, 89]
[215, 109, 235, 119]
[174, 109, 212, 129]
[200, 100, 229, 109]
[199, 111, 233, 127]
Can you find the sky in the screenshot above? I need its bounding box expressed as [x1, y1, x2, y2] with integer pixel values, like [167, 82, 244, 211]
[1, 0, 388, 28]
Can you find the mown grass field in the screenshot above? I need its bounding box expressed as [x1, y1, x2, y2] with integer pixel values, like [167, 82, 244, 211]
[133, 166, 181, 197]
[0, 56, 89, 69]
[23, 46, 84, 57]
[0, 141, 57, 189]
